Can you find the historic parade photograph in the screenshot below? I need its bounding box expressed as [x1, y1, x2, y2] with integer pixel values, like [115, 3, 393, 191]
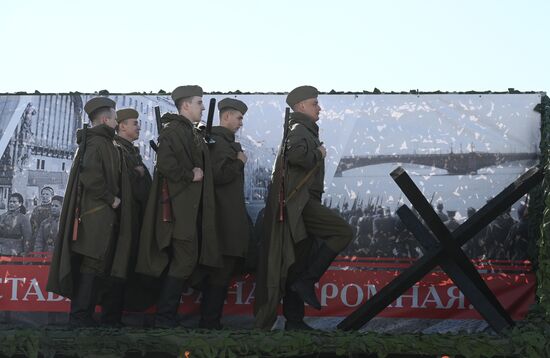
[1, 1, 549, 357]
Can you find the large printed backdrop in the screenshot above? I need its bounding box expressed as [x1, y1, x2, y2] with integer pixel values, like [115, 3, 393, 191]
[0, 93, 542, 332]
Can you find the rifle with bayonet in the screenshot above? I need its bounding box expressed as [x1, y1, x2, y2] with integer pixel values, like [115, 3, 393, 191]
[72, 123, 89, 241]
[150, 106, 172, 222]
[204, 98, 216, 145]
[278, 108, 291, 222]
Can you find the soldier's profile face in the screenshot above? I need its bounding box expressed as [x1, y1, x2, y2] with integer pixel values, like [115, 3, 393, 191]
[186, 96, 205, 123]
[120, 118, 140, 141]
[298, 98, 321, 121]
[224, 110, 244, 133]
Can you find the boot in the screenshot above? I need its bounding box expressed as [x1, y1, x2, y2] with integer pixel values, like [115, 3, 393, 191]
[198, 283, 211, 327]
[199, 285, 227, 329]
[155, 276, 185, 328]
[69, 273, 99, 327]
[290, 245, 338, 310]
[100, 279, 125, 327]
[283, 289, 313, 331]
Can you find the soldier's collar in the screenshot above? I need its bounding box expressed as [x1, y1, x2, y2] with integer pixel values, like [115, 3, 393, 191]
[77, 124, 114, 144]
[289, 112, 319, 135]
[161, 113, 194, 129]
[115, 135, 135, 148]
[176, 114, 194, 127]
[211, 126, 235, 142]
[88, 124, 116, 140]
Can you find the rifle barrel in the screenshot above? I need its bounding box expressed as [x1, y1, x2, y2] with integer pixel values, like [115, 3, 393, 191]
[278, 107, 291, 222]
[206, 98, 216, 138]
[154, 106, 162, 134]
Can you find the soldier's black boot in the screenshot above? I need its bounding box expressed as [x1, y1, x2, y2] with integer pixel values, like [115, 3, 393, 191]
[155, 276, 185, 328]
[69, 273, 98, 327]
[100, 279, 125, 327]
[199, 285, 227, 330]
[198, 284, 211, 328]
[290, 245, 338, 310]
[283, 289, 313, 331]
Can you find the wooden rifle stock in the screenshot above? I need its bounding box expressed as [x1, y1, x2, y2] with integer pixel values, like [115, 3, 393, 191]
[152, 106, 172, 222]
[286, 162, 320, 202]
[278, 108, 291, 222]
[72, 124, 89, 241]
[72, 205, 81, 241]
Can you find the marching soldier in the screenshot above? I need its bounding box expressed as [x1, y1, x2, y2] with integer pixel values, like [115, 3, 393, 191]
[136, 85, 221, 328]
[254, 86, 353, 330]
[444, 210, 460, 231]
[435, 202, 448, 223]
[88, 108, 154, 323]
[115, 108, 152, 255]
[47, 97, 133, 327]
[504, 204, 529, 260]
[198, 98, 250, 329]
[484, 207, 515, 259]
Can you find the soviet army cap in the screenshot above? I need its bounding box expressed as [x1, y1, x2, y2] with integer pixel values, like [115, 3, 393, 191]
[116, 108, 139, 123]
[286, 85, 319, 107]
[84, 97, 116, 117]
[171, 85, 203, 103]
[218, 98, 248, 115]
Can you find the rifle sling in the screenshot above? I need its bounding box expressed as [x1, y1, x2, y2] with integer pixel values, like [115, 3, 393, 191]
[286, 163, 321, 202]
[79, 203, 109, 219]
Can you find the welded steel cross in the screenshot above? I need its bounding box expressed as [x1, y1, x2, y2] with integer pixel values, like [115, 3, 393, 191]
[338, 166, 543, 333]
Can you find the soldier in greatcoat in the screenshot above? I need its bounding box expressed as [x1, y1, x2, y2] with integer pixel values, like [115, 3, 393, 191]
[47, 97, 133, 327]
[254, 86, 353, 330]
[135, 86, 221, 327]
[198, 98, 250, 329]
